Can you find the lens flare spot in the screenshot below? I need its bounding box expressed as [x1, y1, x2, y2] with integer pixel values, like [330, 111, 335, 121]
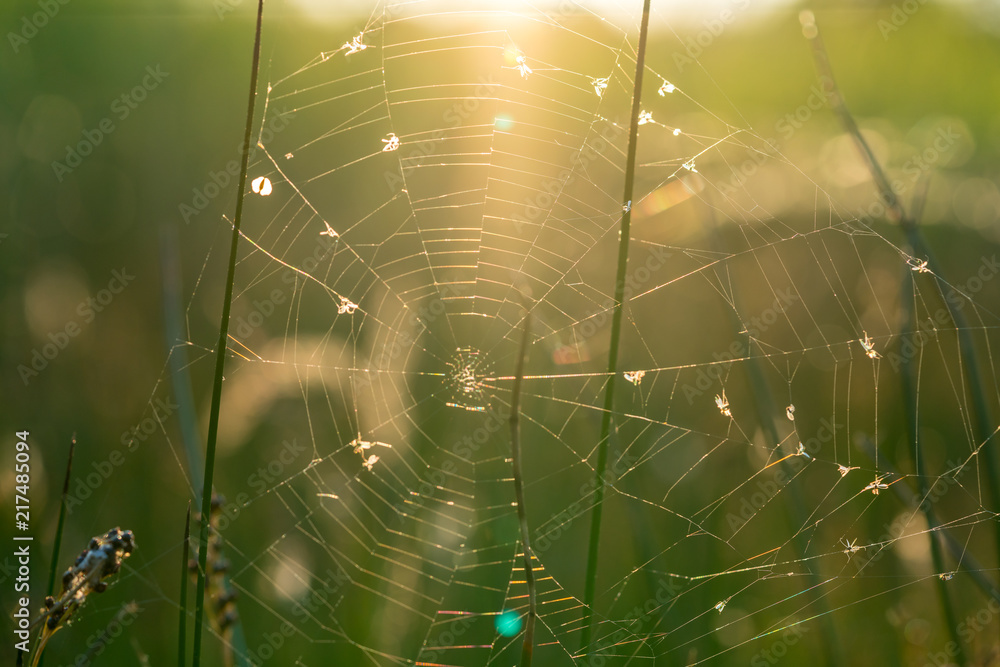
[495, 115, 514, 131]
[495, 610, 522, 637]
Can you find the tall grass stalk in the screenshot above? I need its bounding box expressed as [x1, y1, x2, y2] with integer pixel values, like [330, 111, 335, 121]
[192, 2, 264, 665]
[179, 502, 191, 667]
[899, 270, 966, 663]
[37, 435, 75, 667]
[856, 435, 1000, 604]
[44, 435, 75, 602]
[580, 0, 652, 654]
[801, 11, 1000, 565]
[508, 304, 536, 666]
[707, 220, 845, 666]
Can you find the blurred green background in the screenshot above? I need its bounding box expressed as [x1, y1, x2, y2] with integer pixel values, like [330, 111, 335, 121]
[2, 0, 1000, 665]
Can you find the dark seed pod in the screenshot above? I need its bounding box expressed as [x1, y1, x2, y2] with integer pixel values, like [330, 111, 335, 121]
[44, 527, 137, 638]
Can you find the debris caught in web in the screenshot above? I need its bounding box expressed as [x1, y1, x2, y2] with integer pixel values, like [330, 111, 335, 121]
[251, 176, 272, 196]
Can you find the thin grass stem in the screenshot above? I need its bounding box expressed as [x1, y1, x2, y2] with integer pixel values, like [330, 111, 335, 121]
[37, 434, 75, 667]
[801, 11, 1000, 567]
[580, 0, 652, 654]
[509, 303, 535, 667]
[900, 271, 966, 664]
[857, 435, 1000, 604]
[705, 219, 845, 667]
[179, 502, 191, 667]
[192, 2, 265, 665]
[44, 434, 75, 600]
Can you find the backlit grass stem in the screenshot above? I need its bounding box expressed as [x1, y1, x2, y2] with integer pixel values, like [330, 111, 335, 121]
[857, 435, 1000, 605]
[509, 304, 535, 667]
[44, 435, 75, 601]
[899, 270, 966, 664]
[580, 0, 652, 655]
[179, 502, 191, 667]
[38, 434, 75, 667]
[801, 10, 1000, 566]
[192, 2, 264, 665]
[706, 217, 845, 667]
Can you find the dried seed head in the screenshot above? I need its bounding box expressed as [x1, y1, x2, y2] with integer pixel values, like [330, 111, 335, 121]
[190, 493, 242, 636]
[34, 527, 136, 653]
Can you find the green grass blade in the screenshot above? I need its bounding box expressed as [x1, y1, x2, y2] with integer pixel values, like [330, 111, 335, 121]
[45, 434, 74, 598]
[899, 271, 966, 664]
[509, 303, 535, 667]
[801, 10, 1000, 564]
[580, 0, 652, 655]
[857, 435, 1000, 604]
[192, 2, 265, 665]
[37, 433, 75, 667]
[702, 216, 845, 666]
[179, 502, 191, 667]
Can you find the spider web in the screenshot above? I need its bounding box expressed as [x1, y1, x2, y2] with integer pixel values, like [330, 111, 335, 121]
[152, 1, 1000, 665]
